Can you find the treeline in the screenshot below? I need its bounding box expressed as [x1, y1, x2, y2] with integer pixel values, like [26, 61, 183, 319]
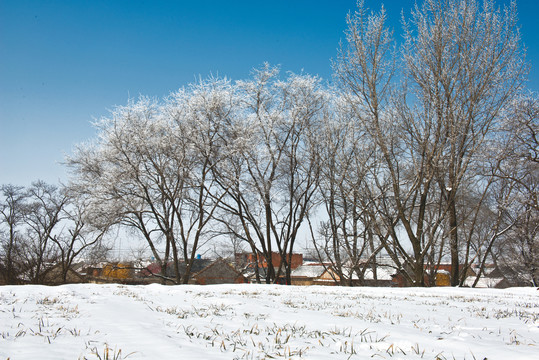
[1, 0, 537, 286]
[0, 181, 110, 284]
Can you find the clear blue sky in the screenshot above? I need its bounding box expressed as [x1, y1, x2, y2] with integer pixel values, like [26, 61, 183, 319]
[1, 0, 538, 186]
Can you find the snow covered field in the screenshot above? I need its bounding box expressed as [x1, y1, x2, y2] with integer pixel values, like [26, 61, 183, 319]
[1, 284, 538, 359]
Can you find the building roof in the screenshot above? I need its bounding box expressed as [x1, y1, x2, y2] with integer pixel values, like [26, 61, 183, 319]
[291, 265, 328, 278]
[363, 266, 395, 281]
[143, 259, 213, 277]
[193, 258, 240, 277]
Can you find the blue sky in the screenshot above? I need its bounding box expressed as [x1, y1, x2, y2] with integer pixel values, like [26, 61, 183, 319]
[1, 0, 538, 186]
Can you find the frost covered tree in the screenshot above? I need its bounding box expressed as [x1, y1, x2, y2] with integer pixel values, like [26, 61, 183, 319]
[492, 94, 539, 286]
[165, 78, 236, 283]
[333, 0, 527, 286]
[60, 0, 532, 288]
[311, 94, 387, 286]
[333, 1, 443, 286]
[213, 65, 325, 284]
[68, 97, 180, 282]
[402, 0, 527, 285]
[68, 80, 235, 284]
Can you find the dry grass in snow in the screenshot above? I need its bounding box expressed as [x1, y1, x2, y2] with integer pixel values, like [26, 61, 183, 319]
[0, 284, 538, 359]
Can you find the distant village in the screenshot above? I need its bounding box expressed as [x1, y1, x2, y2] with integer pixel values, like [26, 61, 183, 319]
[21, 251, 518, 289]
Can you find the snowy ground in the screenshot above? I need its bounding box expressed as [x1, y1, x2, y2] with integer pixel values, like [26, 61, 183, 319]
[0, 284, 538, 359]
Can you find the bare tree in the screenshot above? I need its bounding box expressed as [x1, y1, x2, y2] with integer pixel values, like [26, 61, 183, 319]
[311, 94, 385, 285]
[165, 78, 235, 283]
[334, 1, 445, 286]
[50, 190, 111, 284]
[213, 65, 325, 284]
[22, 181, 67, 284]
[496, 197, 538, 286]
[492, 93, 539, 285]
[333, 0, 527, 286]
[1, 182, 112, 285]
[0, 184, 27, 284]
[68, 79, 234, 284]
[68, 97, 180, 283]
[402, 0, 527, 285]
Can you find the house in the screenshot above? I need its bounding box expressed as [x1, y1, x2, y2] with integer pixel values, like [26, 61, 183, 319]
[102, 262, 133, 280]
[235, 252, 303, 271]
[361, 266, 394, 287]
[391, 263, 476, 287]
[236, 251, 305, 284]
[191, 258, 248, 285]
[41, 263, 87, 285]
[140, 259, 213, 283]
[290, 264, 339, 286]
[434, 270, 451, 286]
[242, 266, 272, 284]
[324, 256, 397, 287]
[464, 264, 512, 288]
[389, 261, 518, 288]
[463, 275, 511, 288]
[87, 262, 139, 284]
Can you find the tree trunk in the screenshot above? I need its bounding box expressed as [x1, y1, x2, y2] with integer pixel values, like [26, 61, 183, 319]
[448, 194, 460, 286]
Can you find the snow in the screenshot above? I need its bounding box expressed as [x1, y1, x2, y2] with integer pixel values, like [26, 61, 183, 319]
[1, 284, 538, 359]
